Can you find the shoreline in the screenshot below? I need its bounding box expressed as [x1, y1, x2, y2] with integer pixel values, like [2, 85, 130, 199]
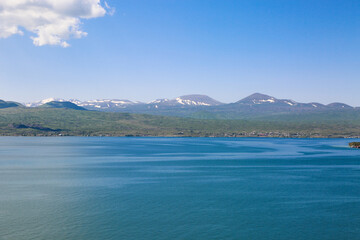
[2, 108, 360, 139]
[0, 134, 359, 139]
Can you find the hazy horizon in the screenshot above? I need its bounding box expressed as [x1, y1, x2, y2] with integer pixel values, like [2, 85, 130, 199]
[1, 0, 359, 105]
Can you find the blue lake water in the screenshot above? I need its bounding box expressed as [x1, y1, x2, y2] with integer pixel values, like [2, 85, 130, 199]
[0, 137, 359, 240]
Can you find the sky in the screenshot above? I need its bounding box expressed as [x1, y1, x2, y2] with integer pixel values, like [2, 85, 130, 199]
[0, 0, 359, 105]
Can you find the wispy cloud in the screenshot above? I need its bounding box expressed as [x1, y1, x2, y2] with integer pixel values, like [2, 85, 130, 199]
[0, 0, 111, 47]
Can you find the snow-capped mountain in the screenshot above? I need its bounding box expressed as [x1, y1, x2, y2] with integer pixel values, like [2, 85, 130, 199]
[24, 98, 142, 110]
[24, 98, 66, 107]
[72, 99, 142, 110]
[234, 93, 348, 110]
[148, 95, 223, 107]
[23, 95, 224, 113]
[149, 98, 171, 104]
[326, 102, 353, 109]
[237, 93, 278, 105]
[23, 93, 355, 118]
[236, 93, 303, 106]
[175, 95, 223, 106]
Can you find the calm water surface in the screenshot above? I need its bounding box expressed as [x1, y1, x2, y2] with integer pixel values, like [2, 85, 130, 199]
[0, 137, 359, 240]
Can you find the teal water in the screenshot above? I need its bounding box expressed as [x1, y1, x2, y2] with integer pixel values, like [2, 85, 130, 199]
[0, 137, 359, 240]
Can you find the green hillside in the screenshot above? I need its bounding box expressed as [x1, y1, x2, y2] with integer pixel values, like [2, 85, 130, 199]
[40, 101, 86, 110]
[1, 107, 360, 137]
[0, 100, 22, 109]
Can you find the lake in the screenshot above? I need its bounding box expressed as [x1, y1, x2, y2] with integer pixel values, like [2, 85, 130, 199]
[0, 137, 359, 240]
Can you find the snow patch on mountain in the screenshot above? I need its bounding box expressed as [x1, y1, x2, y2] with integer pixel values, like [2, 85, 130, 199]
[24, 98, 65, 107]
[175, 97, 211, 106]
[150, 99, 169, 104]
[76, 99, 137, 108]
[254, 98, 276, 104]
[284, 100, 296, 106]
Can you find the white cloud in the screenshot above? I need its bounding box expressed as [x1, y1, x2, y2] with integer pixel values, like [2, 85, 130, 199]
[0, 0, 110, 47]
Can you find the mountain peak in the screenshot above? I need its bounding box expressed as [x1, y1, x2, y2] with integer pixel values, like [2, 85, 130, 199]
[176, 94, 223, 106]
[237, 93, 277, 104]
[244, 93, 275, 100]
[0, 99, 22, 109]
[148, 94, 223, 107]
[40, 101, 86, 110]
[24, 98, 65, 107]
[327, 102, 353, 109]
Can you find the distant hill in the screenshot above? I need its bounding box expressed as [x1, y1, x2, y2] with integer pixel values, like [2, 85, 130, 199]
[71, 99, 141, 110]
[67, 94, 223, 112]
[177, 94, 224, 106]
[148, 94, 223, 107]
[23, 93, 357, 119]
[0, 100, 22, 109]
[40, 101, 86, 110]
[24, 98, 66, 107]
[1, 107, 360, 138]
[234, 93, 330, 110]
[236, 93, 278, 104]
[326, 102, 353, 109]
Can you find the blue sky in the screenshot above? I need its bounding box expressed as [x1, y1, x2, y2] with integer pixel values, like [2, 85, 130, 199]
[0, 0, 359, 105]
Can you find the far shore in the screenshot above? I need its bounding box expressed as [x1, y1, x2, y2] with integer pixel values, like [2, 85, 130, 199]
[0, 133, 359, 139]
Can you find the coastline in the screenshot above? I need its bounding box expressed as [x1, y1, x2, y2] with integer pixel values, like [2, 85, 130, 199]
[1, 108, 360, 139]
[0, 133, 359, 138]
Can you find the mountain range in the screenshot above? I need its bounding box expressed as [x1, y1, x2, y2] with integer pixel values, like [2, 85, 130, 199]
[2, 93, 356, 119]
[1, 93, 360, 137]
[23, 94, 223, 108]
